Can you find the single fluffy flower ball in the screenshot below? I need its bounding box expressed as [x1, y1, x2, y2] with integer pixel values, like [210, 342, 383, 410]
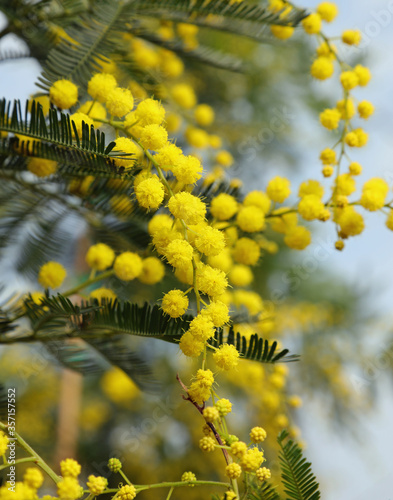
[317, 2, 338, 22]
[138, 257, 165, 285]
[194, 104, 215, 126]
[87, 475, 108, 496]
[173, 155, 203, 184]
[171, 83, 197, 109]
[168, 192, 206, 224]
[23, 468, 44, 489]
[117, 484, 137, 500]
[161, 289, 189, 318]
[302, 13, 322, 35]
[201, 301, 230, 327]
[57, 477, 83, 500]
[188, 314, 215, 342]
[181, 471, 197, 484]
[256, 467, 272, 481]
[266, 176, 291, 203]
[194, 225, 226, 256]
[38, 261, 67, 289]
[85, 243, 115, 271]
[135, 175, 165, 210]
[213, 344, 240, 371]
[165, 239, 194, 269]
[179, 331, 205, 357]
[135, 98, 165, 126]
[60, 458, 81, 478]
[139, 124, 168, 150]
[49, 79, 78, 109]
[106, 87, 134, 117]
[236, 206, 265, 233]
[210, 193, 238, 221]
[250, 426, 267, 443]
[284, 226, 312, 250]
[113, 252, 143, 281]
[226, 463, 242, 479]
[88, 73, 117, 102]
[310, 57, 334, 80]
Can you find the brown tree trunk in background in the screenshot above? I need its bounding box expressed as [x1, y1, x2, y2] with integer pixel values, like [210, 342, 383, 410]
[54, 368, 82, 468]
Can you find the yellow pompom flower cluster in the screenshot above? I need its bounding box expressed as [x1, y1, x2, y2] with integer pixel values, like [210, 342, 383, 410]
[60, 458, 81, 477]
[360, 178, 389, 211]
[202, 301, 230, 327]
[38, 261, 67, 289]
[135, 175, 165, 210]
[86, 243, 115, 271]
[195, 104, 215, 126]
[117, 484, 137, 500]
[57, 477, 83, 500]
[181, 471, 197, 484]
[173, 155, 203, 184]
[188, 369, 214, 405]
[203, 406, 220, 423]
[135, 98, 165, 126]
[250, 427, 267, 443]
[168, 192, 206, 224]
[140, 124, 168, 150]
[342, 29, 362, 46]
[106, 87, 134, 117]
[199, 436, 216, 452]
[171, 83, 197, 109]
[256, 467, 272, 481]
[113, 252, 143, 281]
[215, 398, 233, 416]
[240, 447, 265, 472]
[138, 257, 165, 285]
[88, 73, 117, 102]
[213, 344, 240, 371]
[23, 468, 44, 490]
[266, 176, 291, 203]
[210, 193, 238, 220]
[162, 289, 189, 318]
[226, 463, 242, 479]
[165, 238, 194, 269]
[87, 475, 108, 495]
[49, 79, 78, 109]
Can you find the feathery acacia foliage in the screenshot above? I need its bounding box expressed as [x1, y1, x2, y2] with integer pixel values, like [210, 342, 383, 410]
[278, 430, 321, 500]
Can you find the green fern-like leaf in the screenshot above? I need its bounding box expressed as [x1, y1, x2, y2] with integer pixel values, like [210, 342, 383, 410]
[277, 430, 321, 500]
[132, 0, 307, 40]
[3, 297, 298, 368]
[37, 1, 130, 90]
[247, 479, 282, 500]
[0, 99, 134, 177]
[77, 301, 192, 339]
